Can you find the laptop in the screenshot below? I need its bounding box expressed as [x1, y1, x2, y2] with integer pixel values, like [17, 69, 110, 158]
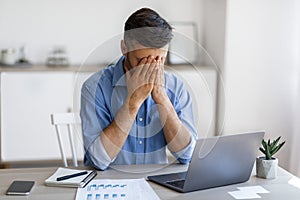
[148, 131, 265, 193]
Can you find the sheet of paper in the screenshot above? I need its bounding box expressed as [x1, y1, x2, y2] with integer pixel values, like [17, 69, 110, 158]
[237, 186, 270, 194]
[75, 178, 159, 200]
[228, 191, 261, 199]
[228, 185, 270, 199]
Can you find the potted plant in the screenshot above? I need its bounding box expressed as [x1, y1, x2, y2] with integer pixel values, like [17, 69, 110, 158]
[256, 136, 285, 179]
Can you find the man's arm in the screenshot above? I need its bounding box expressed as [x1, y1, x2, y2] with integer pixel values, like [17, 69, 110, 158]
[155, 96, 192, 152]
[152, 59, 195, 157]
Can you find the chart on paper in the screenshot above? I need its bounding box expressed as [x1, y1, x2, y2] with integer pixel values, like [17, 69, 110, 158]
[75, 178, 160, 200]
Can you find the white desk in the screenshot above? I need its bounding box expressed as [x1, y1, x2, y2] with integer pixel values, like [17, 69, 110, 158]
[0, 164, 300, 199]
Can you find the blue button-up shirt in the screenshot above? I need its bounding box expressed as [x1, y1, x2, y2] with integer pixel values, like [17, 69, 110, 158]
[80, 56, 197, 170]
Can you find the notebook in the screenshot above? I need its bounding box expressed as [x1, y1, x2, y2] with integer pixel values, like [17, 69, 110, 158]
[148, 131, 264, 193]
[45, 168, 97, 188]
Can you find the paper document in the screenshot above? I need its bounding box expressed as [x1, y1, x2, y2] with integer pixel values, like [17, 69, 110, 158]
[237, 186, 270, 194]
[228, 185, 270, 199]
[228, 191, 262, 199]
[75, 178, 160, 200]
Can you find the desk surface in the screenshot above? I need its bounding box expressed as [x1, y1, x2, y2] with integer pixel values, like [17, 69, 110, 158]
[0, 164, 300, 200]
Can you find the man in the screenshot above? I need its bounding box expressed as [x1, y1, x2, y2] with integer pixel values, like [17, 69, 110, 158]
[81, 8, 197, 170]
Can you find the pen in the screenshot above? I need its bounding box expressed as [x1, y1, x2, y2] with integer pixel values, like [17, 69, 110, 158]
[56, 171, 88, 181]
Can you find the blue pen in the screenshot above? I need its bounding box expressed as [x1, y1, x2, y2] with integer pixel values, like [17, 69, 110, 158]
[56, 171, 88, 181]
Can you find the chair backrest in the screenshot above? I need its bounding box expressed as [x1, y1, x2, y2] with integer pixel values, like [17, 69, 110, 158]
[50, 112, 82, 167]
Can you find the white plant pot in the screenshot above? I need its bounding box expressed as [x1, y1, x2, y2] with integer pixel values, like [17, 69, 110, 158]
[256, 157, 278, 179]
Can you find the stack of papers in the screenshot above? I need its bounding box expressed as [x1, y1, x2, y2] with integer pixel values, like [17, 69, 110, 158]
[75, 178, 160, 200]
[45, 168, 97, 188]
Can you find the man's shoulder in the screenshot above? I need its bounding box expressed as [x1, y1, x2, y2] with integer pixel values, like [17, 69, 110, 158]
[164, 71, 184, 88]
[83, 65, 116, 88]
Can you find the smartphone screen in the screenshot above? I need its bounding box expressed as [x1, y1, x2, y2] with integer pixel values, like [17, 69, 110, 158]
[6, 180, 35, 195]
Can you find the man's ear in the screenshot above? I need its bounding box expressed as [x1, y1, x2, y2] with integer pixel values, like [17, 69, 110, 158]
[121, 40, 127, 55]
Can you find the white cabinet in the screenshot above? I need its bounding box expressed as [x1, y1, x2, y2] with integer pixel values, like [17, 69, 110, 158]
[1, 72, 75, 162]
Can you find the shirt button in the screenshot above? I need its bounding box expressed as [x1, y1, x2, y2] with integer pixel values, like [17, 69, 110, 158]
[139, 140, 143, 144]
[139, 117, 143, 122]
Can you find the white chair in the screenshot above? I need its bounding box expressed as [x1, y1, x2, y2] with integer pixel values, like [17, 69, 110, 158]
[50, 112, 82, 167]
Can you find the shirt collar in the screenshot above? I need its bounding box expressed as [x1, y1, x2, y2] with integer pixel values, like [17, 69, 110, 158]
[112, 56, 127, 87]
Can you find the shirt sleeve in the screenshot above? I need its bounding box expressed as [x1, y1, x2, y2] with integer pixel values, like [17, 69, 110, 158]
[87, 137, 116, 170]
[80, 73, 114, 170]
[172, 136, 196, 164]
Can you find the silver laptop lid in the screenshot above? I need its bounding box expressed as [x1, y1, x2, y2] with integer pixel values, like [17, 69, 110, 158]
[183, 131, 264, 192]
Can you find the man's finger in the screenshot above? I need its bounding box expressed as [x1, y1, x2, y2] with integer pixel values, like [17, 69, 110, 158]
[149, 63, 158, 84]
[134, 58, 147, 76]
[145, 59, 157, 82]
[138, 57, 148, 66]
[124, 64, 131, 82]
[160, 56, 165, 64]
[157, 60, 164, 86]
[140, 56, 154, 77]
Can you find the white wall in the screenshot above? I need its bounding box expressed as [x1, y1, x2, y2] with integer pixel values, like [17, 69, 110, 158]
[223, 0, 299, 172]
[201, 0, 226, 70]
[0, 0, 203, 65]
[201, 0, 227, 135]
[290, 0, 300, 176]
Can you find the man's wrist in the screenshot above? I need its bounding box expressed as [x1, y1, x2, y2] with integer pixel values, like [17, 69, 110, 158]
[126, 97, 142, 116]
[152, 89, 168, 104]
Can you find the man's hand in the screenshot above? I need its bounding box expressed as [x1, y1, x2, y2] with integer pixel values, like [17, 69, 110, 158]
[152, 58, 168, 104]
[125, 56, 157, 109]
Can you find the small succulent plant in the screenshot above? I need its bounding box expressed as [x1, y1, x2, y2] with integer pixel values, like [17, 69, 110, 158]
[259, 136, 285, 160]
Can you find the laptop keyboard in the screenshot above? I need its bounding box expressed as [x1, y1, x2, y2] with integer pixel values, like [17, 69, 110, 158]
[165, 179, 185, 189]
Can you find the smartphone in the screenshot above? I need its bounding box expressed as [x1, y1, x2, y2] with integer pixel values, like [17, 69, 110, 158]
[6, 180, 35, 195]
